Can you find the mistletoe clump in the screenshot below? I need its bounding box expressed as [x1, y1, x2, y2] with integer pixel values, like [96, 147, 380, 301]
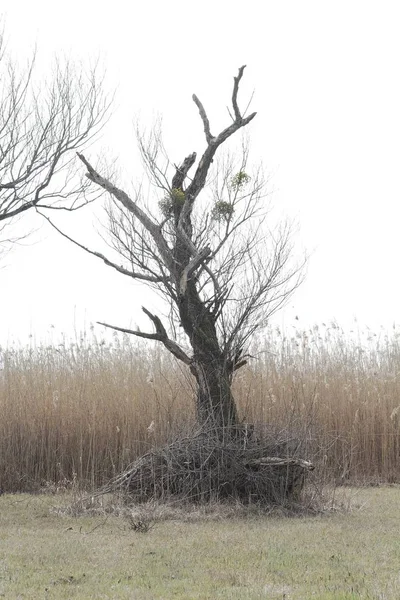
[211, 200, 235, 222]
[231, 170, 250, 190]
[159, 188, 186, 217]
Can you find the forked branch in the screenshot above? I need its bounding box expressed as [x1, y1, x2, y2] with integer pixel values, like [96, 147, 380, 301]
[98, 307, 192, 365]
[186, 66, 256, 204]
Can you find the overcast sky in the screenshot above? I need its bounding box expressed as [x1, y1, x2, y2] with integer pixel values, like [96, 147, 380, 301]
[1, 0, 400, 345]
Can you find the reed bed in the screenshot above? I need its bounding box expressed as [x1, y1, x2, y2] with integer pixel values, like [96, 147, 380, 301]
[0, 322, 399, 491]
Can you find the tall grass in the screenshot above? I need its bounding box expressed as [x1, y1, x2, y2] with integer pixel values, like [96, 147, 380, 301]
[1, 322, 399, 491]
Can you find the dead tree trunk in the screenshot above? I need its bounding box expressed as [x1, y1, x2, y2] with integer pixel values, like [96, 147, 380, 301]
[191, 358, 238, 429]
[179, 280, 239, 428]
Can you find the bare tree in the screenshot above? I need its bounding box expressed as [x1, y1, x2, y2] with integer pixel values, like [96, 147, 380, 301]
[61, 66, 303, 432]
[0, 28, 109, 247]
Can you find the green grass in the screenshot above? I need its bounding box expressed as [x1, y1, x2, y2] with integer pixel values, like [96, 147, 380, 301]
[0, 487, 399, 599]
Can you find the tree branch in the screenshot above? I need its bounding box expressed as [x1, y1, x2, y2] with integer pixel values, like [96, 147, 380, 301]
[98, 306, 192, 365]
[192, 94, 214, 144]
[171, 152, 197, 190]
[77, 152, 176, 276]
[0, 55, 110, 228]
[179, 245, 212, 295]
[98, 321, 160, 340]
[232, 65, 246, 121]
[39, 211, 167, 283]
[186, 66, 257, 204]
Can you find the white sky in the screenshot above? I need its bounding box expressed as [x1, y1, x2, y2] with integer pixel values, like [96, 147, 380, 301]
[1, 0, 400, 345]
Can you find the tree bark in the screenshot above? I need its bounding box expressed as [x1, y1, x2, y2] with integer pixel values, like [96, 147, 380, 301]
[190, 357, 239, 430]
[179, 279, 239, 430]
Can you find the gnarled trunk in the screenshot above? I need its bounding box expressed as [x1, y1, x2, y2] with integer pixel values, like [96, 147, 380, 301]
[179, 280, 239, 430]
[190, 352, 239, 429]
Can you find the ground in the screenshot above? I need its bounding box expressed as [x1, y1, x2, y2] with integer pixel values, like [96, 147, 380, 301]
[0, 487, 399, 599]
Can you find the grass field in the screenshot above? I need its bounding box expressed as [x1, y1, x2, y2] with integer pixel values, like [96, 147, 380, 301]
[0, 486, 399, 599]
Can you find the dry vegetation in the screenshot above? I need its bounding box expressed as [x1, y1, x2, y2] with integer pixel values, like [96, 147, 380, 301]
[0, 487, 399, 599]
[0, 321, 399, 492]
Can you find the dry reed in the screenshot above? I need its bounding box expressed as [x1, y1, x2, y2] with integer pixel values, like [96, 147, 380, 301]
[0, 321, 399, 491]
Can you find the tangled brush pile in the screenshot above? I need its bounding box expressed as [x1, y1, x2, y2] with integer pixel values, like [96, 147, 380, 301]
[99, 428, 314, 504]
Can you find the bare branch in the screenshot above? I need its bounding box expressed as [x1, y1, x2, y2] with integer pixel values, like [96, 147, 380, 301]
[135, 122, 172, 194]
[39, 211, 167, 283]
[232, 65, 246, 121]
[98, 321, 161, 340]
[171, 152, 197, 191]
[192, 94, 214, 144]
[0, 48, 110, 237]
[187, 67, 257, 205]
[77, 152, 176, 276]
[98, 306, 192, 365]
